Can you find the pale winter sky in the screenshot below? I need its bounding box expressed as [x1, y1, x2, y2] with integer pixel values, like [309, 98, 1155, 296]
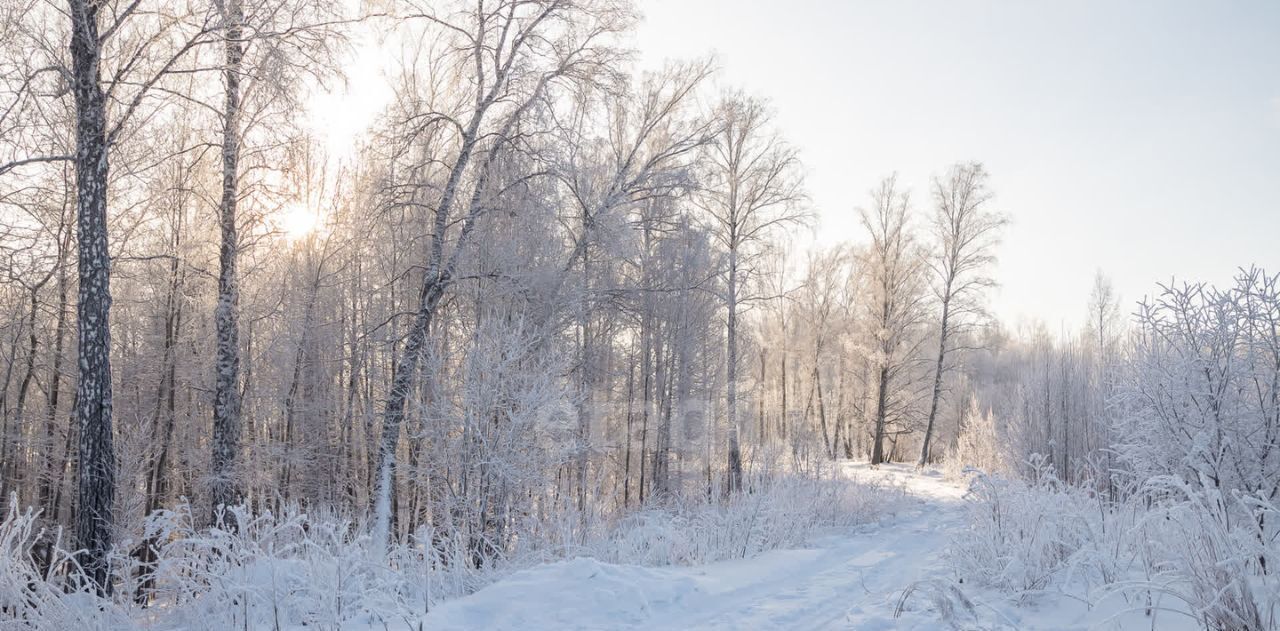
[634, 0, 1280, 332]
[313, 0, 1280, 333]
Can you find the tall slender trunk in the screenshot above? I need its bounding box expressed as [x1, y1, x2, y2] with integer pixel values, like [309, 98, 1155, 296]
[372, 72, 498, 547]
[137, 239, 182, 602]
[576, 238, 592, 512]
[340, 261, 364, 508]
[652, 335, 674, 496]
[1060, 351, 1070, 482]
[870, 283, 892, 466]
[210, 0, 244, 522]
[638, 304, 652, 504]
[373, 279, 445, 548]
[623, 351, 636, 508]
[757, 349, 766, 444]
[34, 259, 68, 582]
[0, 326, 17, 502]
[38, 231, 71, 522]
[870, 365, 890, 465]
[281, 262, 321, 502]
[918, 298, 951, 467]
[833, 357, 847, 458]
[814, 363, 830, 459]
[8, 288, 43, 503]
[726, 244, 743, 492]
[69, 0, 115, 595]
[637, 228, 655, 505]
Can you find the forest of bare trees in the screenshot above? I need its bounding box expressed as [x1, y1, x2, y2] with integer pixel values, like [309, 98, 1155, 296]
[0, 0, 998, 581]
[0, 1, 1275, 629]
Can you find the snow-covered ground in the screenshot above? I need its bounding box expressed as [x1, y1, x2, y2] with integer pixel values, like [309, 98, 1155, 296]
[412, 463, 1197, 630]
[417, 464, 966, 630]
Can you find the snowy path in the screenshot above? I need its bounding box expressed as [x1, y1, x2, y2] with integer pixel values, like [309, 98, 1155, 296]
[645, 465, 969, 630]
[422, 464, 990, 630]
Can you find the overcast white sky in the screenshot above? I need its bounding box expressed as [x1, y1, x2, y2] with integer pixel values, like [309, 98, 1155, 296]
[632, 0, 1280, 332]
[312, 1, 1280, 333]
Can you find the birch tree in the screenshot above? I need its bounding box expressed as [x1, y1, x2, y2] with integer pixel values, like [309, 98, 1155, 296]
[208, 0, 345, 523]
[859, 175, 927, 466]
[552, 59, 712, 510]
[371, 0, 629, 548]
[0, 0, 219, 591]
[210, 0, 246, 524]
[698, 93, 804, 491]
[916, 162, 1004, 467]
[1081, 271, 1122, 490]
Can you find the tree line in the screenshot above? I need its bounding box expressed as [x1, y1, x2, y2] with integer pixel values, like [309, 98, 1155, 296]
[0, 0, 1018, 597]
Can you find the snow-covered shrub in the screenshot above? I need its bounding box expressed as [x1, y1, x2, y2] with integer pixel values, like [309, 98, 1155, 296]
[133, 504, 406, 630]
[1135, 477, 1277, 631]
[893, 579, 981, 629]
[1112, 270, 1280, 629]
[951, 464, 1279, 629]
[948, 457, 1124, 595]
[0, 500, 528, 629]
[1116, 269, 1280, 503]
[942, 396, 1011, 479]
[395, 308, 577, 573]
[470, 463, 908, 574]
[948, 271, 1280, 629]
[0, 504, 131, 631]
[386, 522, 511, 613]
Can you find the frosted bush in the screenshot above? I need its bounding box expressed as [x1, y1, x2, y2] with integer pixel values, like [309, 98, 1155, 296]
[950, 464, 1280, 630]
[133, 504, 407, 630]
[1135, 477, 1277, 631]
[948, 459, 1106, 593]
[942, 396, 1012, 480]
[0, 503, 131, 631]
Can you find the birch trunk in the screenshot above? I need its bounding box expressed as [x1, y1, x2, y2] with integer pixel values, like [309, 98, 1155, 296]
[726, 243, 743, 492]
[69, 0, 115, 594]
[917, 298, 951, 466]
[211, 0, 244, 521]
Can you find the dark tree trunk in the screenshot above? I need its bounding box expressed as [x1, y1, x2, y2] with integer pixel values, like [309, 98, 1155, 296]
[137, 232, 182, 602]
[870, 366, 890, 466]
[918, 299, 951, 467]
[814, 363, 831, 459]
[758, 349, 766, 444]
[211, 0, 244, 523]
[870, 284, 893, 466]
[622, 351, 636, 508]
[576, 242, 592, 512]
[638, 304, 651, 504]
[779, 350, 788, 443]
[38, 229, 71, 524]
[8, 288, 44, 502]
[725, 246, 743, 492]
[650, 319, 669, 496]
[69, 0, 115, 595]
[281, 262, 322, 502]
